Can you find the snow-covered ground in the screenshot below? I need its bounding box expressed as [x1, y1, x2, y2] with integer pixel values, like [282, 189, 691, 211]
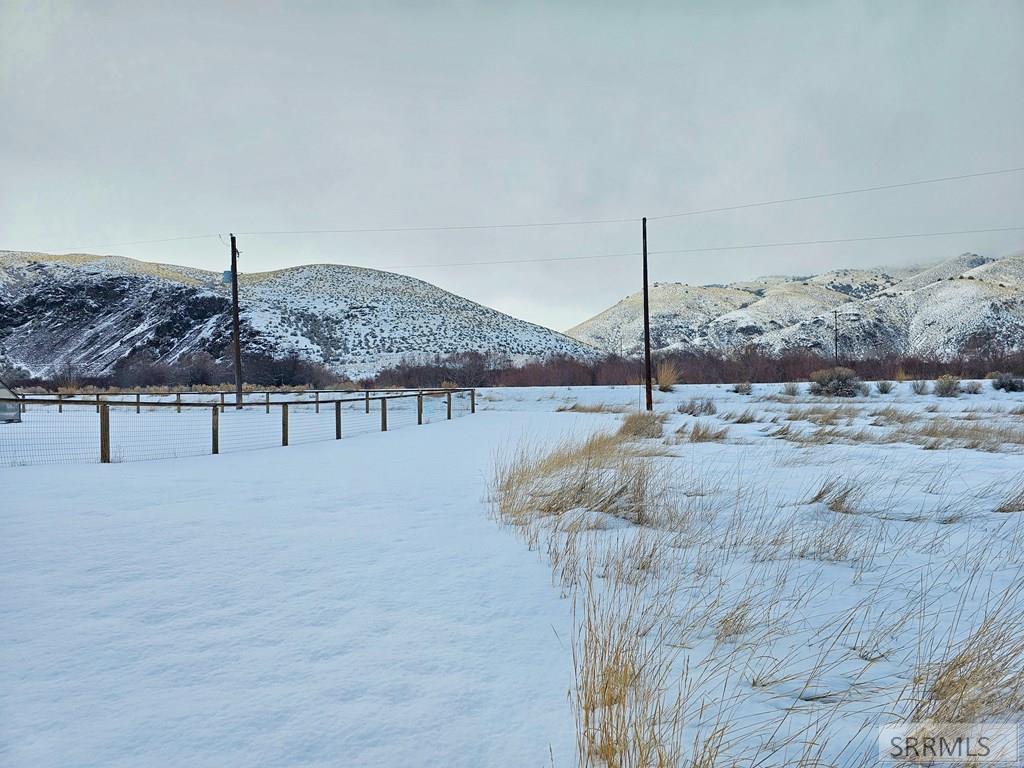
[2, 381, 1023, 766]
[1, 409, 602, 767]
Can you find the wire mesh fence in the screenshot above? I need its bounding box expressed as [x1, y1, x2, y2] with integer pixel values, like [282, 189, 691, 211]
[0, 389, 475, 468]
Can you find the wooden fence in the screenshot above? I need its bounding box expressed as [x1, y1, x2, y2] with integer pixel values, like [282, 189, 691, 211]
[1, 388, 475, 467]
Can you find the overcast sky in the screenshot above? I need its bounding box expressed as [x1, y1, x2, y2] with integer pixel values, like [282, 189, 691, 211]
[2, 1, 1022, 331]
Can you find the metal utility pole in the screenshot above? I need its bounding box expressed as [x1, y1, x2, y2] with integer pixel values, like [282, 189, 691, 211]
[230, 233, 244, 409]
[833, 309, 840, 366]
[642, 217, 653, 411]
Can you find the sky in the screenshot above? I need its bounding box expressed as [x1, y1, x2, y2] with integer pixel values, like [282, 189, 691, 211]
[2, 1, 1023, 332]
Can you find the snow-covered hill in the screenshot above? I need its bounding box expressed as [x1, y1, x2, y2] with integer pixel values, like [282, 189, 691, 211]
[567, 251, 1024, 358]
[0, 251, 597, 377]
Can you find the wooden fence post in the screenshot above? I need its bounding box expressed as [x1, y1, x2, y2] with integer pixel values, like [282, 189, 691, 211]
[57, 393, 63, 413]
[99, 404, 110, 464]
[176, 393, 182, 413]
[135, 393, 141, 414]
[380, 398, 388, 432]
[447, 391, 452, 420]
[281, 404, 289, 446]
[96, 393, 101, 413]
[365, 391, 370, 414]
[265, 392, 270, 414]
[417, 394, 423, 425]
[470, 389, 476, 414]
[335, 400, 342, 439]
[315, 391, 320, 414]
[219, 392, 225, 413]
[211, 406, 219, 455]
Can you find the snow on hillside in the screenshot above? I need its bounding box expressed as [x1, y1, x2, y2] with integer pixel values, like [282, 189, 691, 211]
[565, 282, 752, 354]
[0, 251, 597, 378]
[568, 251, 1024, 358]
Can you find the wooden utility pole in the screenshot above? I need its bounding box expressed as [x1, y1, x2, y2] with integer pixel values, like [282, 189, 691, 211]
[230, 233, 244, 409]
[833, 309, 840, 366]
[642, 217, 653, 411]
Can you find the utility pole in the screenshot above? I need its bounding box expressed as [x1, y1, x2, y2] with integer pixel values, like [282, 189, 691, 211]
[230, 233, 243, 409]
[642, 217, 653, 411]
[833, 309, 840, 367]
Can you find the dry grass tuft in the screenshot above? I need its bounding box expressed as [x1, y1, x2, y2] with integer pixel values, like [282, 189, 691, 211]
[557, 402, 628, 414]
[618, 411, 668, 440]
[787, 404, 860, 426]
[493, 429, 675, 529]
[895, 417, 1024, 452]
[727, 408, 759, 424]
[574, 568, 686, 767]
[803, 476, 867, 514]
[678, 420, 730, 443]
[869, 406, 917, 426]
[655, 360, 680, 392]
[910, 586, 1024, 723]
[995, 480, 1024, 513]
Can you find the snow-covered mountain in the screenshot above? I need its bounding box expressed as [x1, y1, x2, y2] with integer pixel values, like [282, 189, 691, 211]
[0, 251, 597, 378]
[568, 252, 1024, 359]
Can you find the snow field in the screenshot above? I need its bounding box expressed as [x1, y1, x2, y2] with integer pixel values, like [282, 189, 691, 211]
[2, 380, 1022, 766]
[0, 409, 594, 767]
[480, 381, 1024, 766]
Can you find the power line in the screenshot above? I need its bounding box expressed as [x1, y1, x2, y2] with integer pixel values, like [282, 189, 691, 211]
[374, 225, 1024, 270]
[66, 233, 222, 250]
[52, 163, 1024, 251]
[236, 165, 1024, 235]
[646, 166, 1024, 221]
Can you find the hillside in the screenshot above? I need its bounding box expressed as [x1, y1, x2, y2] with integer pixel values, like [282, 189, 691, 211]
[0, 251, 597, 378]
[567, 252, 1024, 359]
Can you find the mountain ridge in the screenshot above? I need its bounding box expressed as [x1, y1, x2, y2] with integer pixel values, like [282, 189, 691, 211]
[0, 250, 597, 378]
[567, 251, 1024, 358]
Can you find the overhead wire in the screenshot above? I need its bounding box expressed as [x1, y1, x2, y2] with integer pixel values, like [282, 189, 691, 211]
[373, 225, 1024, 270]
[53, 164, 1024, 251]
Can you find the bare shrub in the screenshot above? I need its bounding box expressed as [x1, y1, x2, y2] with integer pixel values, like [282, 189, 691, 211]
[733, 381, 752, 395]
[911, 379, 931, 395]
[934, 374, 961, 397]
[875, 380, 895, 394]
[782, 382, 800, 396]
[677, 398, 716, 416]
[655, 360, 679, 392]
[962, 380, 983, 394]
[991, 372, 1024, 392]
[808, 367, 863, 397]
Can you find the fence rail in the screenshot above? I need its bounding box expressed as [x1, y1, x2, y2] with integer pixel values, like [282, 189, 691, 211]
[0, 388, 475, 468]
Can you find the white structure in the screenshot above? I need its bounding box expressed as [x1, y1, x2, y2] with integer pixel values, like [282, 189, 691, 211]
[0, 378, 21, 423]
